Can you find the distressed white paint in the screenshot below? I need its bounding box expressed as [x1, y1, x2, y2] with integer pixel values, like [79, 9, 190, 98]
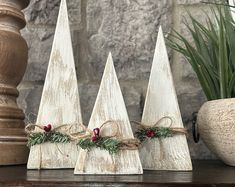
[139, 27, 192, 170]
[229, 0, 235, 21]
[74, 53, 143, 174]
[27, 0, 83, 169]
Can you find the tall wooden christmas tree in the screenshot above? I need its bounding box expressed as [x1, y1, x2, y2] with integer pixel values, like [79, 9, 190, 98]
[139, 27, 192, 170]
[74, 53, 143, 174]
[27, 0, 83, 169]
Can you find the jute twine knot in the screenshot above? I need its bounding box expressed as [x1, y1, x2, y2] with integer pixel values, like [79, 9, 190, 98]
[82, 120, 140, 150]
[131, 116, 187, 135]
[25, 122, 88, 139]
[131, 116, 188, 160]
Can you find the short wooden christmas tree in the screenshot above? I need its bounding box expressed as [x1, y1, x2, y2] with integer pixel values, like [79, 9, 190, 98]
[74, 53, 143, 174]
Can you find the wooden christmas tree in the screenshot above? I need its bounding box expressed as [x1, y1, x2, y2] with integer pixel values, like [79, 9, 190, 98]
[74, 53, 143, 174]
[27, 0, 83, 169]
[139, 26, 192, 170]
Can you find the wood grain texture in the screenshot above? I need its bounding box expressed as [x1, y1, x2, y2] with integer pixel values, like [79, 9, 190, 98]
[0, 0, 29, 165]
[139, 27, 192, 170]
[74, 53, 143, 174]
[27, 0, 82, 169]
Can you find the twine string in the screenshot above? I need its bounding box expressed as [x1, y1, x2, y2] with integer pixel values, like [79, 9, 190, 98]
[131, 116, 187, 135]
[131, 116, 187, 160]
[88, 120, 140, 150]
[99, 120, 120, 138]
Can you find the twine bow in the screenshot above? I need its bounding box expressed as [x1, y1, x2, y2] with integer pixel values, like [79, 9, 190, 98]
[132, 116, 187, 135]
[131, 116, 188, 160]
[25, 123, 87, 135]
[79, 120, 140, 151]
[92, 120, 120, 138]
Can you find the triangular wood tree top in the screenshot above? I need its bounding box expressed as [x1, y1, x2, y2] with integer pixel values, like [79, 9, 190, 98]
[74, 53, 143, 174]
[139, 26, 192, 170]
[27, 0, 82, 169]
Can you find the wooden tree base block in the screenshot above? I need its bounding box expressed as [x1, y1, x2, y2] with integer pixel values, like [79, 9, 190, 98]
[0, 0, 30, 165]
[28, 143, 79, 169]
[27, 0, 83, 169]
[74, 53, 143, 174]
[139, 27, 192, 171]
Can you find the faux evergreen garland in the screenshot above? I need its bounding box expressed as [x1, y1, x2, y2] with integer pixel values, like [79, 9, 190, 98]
[133, 117, 187, 142]
[26, 119, 185, 153]
[77, 125, 140, 154]
[27, 131, 71, 147]
[26, 124, 72, 147]
[77, 127, 121, 154]
[77, 136, 121, 154]
[135, 127, 173, 142]
[25, 122, 138, 155]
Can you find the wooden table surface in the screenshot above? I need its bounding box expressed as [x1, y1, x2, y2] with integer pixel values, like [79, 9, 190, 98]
[0, 160, 235, 187]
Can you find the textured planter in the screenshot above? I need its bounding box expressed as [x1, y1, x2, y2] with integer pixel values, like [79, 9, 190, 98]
[198, 98, 235, 166]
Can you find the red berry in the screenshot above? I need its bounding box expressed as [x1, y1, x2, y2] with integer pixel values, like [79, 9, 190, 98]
[93, 128, 100, 136]
[91, 136, 98, 142]
[43, 124, 52, 132]
[146, 130, 155, 138]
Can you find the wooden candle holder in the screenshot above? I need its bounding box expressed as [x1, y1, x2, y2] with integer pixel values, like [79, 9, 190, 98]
[0, 0, 29, 165]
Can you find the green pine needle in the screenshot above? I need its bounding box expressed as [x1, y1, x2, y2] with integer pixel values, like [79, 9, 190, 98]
[77, 137, 121, 154]
[135, 127, 172, 142]
[27, 131, 71, 147]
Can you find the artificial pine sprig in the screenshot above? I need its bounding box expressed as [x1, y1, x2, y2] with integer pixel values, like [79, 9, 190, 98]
[77, 136, 121, 154]
[135, 127, 172, 142]
[26, 122, 140, 154]
[27, 131, 71, 147]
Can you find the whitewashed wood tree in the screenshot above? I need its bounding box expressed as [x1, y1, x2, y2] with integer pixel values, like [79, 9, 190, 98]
[74, 53, 143, 174]
[27, 0, 83, 169]
[139, 26, 192, 170]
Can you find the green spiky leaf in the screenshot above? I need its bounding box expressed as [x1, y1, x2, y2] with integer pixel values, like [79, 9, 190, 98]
[166, 1, 235, 100]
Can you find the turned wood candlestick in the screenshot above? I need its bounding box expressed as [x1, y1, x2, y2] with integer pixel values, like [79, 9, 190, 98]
[0, 0, 29, 165]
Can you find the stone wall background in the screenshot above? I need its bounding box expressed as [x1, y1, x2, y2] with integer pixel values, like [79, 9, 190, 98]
[18, 0, 217, 159]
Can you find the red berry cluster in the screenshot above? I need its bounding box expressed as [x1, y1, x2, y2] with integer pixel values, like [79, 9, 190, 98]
[91, 136, 98, 142]
[43, 124, 52, 132]
[145, 130, 155, 138]
[91, 128, 100, 142]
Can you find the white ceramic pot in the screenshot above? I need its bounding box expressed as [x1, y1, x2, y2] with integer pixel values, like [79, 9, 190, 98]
[197, 98, 235, 166]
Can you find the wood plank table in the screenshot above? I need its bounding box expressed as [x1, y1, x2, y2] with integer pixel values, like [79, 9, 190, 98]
[0, 160, 235, 187]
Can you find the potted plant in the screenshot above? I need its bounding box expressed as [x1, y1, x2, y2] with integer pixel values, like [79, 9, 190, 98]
[167, 1, 235, 166]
